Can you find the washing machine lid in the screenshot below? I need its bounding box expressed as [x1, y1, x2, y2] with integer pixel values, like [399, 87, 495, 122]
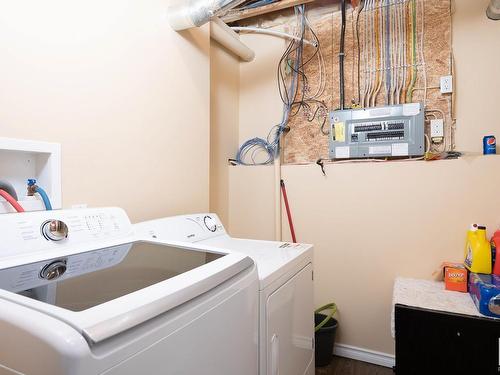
[0, 221, 253, 344]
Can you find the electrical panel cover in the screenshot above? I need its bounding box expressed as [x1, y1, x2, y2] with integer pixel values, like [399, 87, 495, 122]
[329, 103, 425, 159]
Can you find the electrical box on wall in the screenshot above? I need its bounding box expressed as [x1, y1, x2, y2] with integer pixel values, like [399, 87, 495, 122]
[328, 103, 425, 159]
[0, 138, 61, 214]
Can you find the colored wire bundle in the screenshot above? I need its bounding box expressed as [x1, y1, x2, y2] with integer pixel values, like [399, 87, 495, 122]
[360, 0, 424, 107]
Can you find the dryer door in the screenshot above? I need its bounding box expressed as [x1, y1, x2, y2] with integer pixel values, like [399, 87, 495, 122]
[266, 263, 314, 375]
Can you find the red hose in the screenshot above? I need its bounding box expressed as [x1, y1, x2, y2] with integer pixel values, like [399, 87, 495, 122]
[0, 189, 25, 213]
[280, 179, 297, 243]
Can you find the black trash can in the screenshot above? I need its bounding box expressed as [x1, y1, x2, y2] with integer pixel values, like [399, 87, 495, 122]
[314, 313, 338, 367]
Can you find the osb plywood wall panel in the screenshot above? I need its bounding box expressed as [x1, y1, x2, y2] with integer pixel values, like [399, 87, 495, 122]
[283, 0, 452, 164]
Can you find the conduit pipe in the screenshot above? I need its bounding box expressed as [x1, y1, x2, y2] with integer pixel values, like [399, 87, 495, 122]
[210, 17, 255, 62]
[231, 27, 318, 47]
[487, 0, 500, 20]
[274, 153, 282, 241]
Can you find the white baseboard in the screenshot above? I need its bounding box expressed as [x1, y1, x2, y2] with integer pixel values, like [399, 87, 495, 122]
[333, 343, 395, 368]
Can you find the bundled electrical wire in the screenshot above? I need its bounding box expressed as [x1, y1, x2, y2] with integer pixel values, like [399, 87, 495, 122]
[360, 0, 423, 108]
[234, 5, 327, 165]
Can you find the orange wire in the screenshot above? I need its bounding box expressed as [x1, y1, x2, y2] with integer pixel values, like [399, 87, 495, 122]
[402, 0, 412, 103]
[373, 2, 380, 106]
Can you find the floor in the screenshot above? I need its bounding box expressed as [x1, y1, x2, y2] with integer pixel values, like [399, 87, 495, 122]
[316, 357, 394, 375]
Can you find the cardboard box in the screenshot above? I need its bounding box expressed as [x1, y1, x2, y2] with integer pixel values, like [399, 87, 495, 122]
[443, 262, 468, 293]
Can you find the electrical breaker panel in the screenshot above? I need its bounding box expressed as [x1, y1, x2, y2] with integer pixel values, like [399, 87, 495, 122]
[328, 103, 425, 159]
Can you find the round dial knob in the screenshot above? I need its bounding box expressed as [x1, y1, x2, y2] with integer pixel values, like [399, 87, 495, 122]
[40, 260, 67, 280]
[41, 220, 68, 241]
[204, 215, 217, 232]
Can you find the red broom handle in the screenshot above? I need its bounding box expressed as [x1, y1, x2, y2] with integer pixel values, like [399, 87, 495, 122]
[280, 179, 297, 243]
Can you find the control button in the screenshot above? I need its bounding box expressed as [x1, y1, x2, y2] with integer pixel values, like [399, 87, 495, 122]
[40, 260, 67, 280]
[204, 215, 217, 232]
[41, 220, 69, 241]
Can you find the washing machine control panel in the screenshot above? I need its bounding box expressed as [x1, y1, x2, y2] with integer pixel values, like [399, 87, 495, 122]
[136, 213, 226, 243]
[0, 243, 130, 292]
[0, 208, 133, 259]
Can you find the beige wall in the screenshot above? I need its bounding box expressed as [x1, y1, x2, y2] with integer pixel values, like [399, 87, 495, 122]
[212, 0, 500, 356]
[453, 0, 500, 152]
[229, 156, 500, 355]
[209, 42, 240, 227]
[0, 0, 210, 222]
[239, 31, 286, 145]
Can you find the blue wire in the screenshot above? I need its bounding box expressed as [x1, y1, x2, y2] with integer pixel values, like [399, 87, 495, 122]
[236, 138, 275, 165]
[35, 186, 52, 210]
[235, 5, 305, 165]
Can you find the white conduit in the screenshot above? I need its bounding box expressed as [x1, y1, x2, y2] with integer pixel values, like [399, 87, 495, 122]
[231, 27, 318, 47]
[210, 17, 255, 62]
[487, 0, 500, 20]
[274, 154, 282, 242]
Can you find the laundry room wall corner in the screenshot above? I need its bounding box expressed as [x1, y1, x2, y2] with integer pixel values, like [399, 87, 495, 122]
[0, 0, 210, 222]
[209, 40, 240, 228]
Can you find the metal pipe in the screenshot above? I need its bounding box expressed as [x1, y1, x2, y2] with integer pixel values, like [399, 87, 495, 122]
[487, 0, 500, 20]
[210, 17, 255, 62]
[231, 27, 318, 47]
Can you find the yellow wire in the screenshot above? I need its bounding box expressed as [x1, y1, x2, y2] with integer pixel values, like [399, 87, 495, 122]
[402, 1, 412, 103]
[373, 0, 381, 106]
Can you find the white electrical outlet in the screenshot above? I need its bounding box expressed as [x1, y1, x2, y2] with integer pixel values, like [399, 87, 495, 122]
[430, 119, 444, 138]
[440, 75, 453, 94]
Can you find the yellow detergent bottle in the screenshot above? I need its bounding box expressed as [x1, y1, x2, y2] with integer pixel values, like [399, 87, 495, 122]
[464, 224, 492, 274]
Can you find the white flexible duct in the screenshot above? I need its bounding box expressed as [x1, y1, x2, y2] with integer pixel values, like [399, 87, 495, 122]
[169, 0, 247, 30]
[168, 0, 255, 62]
[487, 0, 500, 20]
[210, 17, 255, 62]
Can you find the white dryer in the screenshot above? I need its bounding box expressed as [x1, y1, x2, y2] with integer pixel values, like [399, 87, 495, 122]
[0, 208, 259, 375]
[134, 213, 315, 375]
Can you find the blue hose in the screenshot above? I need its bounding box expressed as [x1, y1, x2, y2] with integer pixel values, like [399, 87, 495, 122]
[35, 186, 52, 210]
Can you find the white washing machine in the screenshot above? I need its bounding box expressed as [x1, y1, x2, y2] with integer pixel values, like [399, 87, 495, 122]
[134, 213, 315, 375]
[0, 208, 259, 375]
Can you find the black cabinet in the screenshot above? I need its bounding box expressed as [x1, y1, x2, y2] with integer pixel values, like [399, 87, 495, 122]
[395, 304, 500, 375]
